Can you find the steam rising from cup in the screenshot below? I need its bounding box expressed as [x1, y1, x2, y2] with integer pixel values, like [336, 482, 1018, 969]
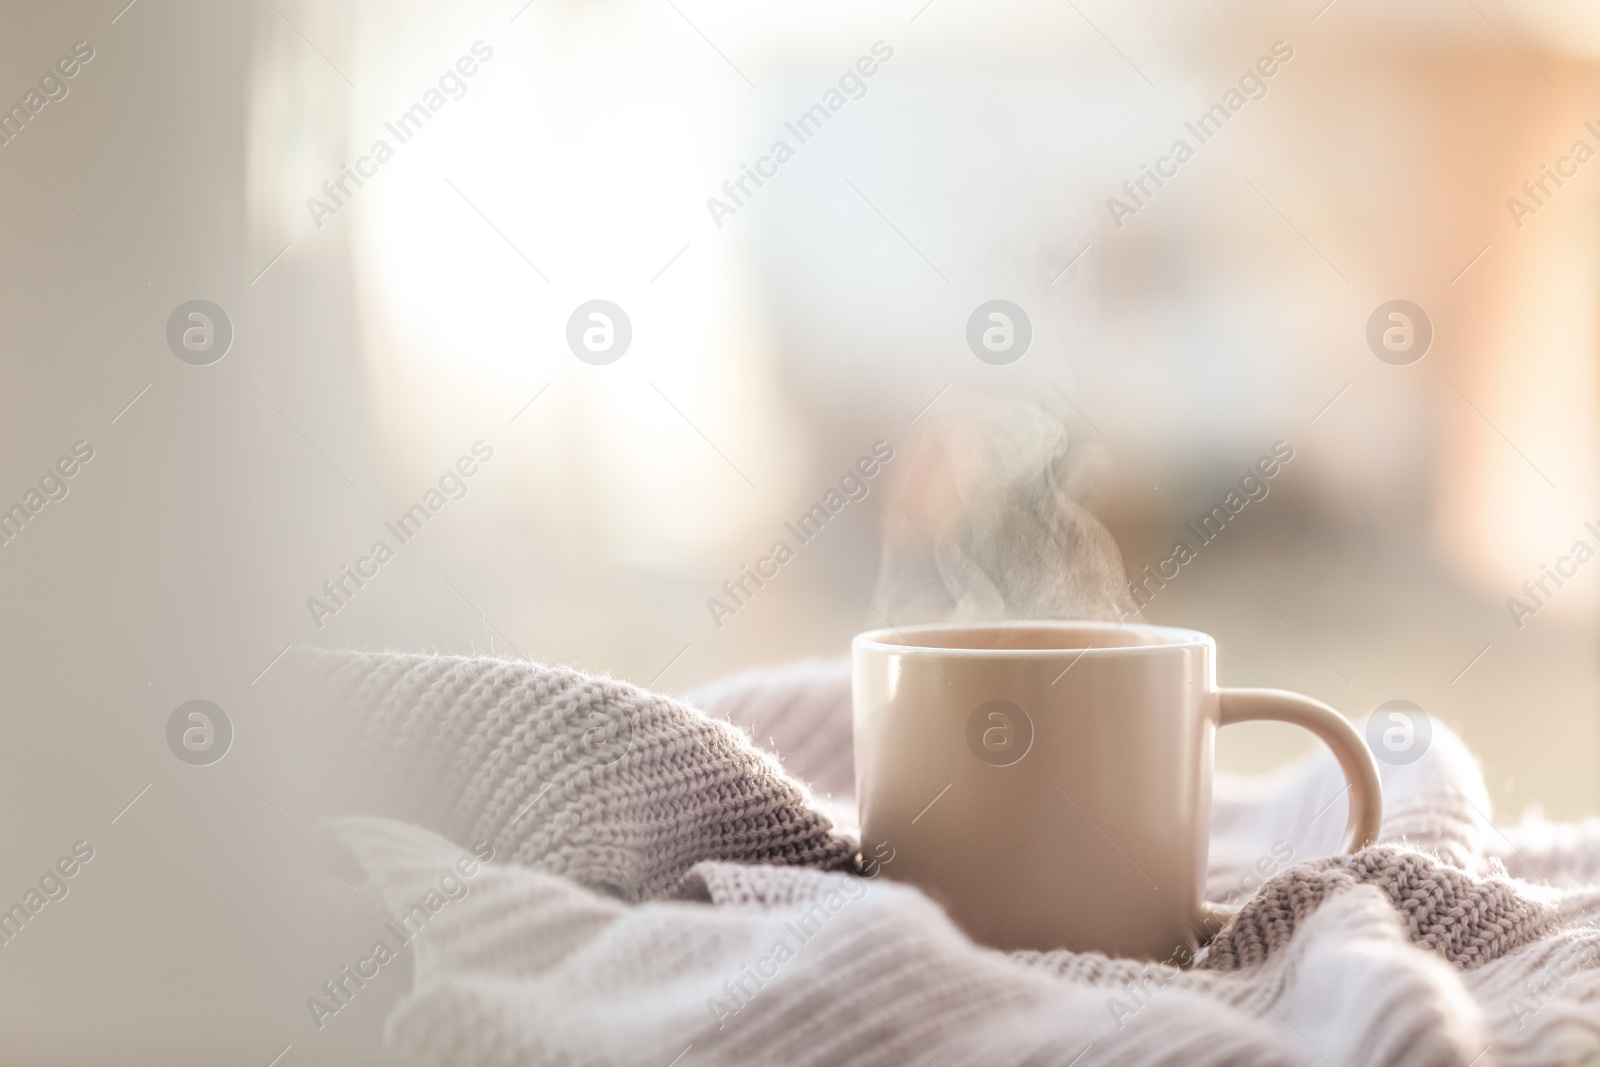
[874, 400, 1135, 624]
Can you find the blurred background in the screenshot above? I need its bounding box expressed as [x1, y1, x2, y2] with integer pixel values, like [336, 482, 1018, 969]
[2, 0, 1599, 1060]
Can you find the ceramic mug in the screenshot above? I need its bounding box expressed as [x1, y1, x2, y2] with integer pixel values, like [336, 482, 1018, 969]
[852, 620, 1383, 960]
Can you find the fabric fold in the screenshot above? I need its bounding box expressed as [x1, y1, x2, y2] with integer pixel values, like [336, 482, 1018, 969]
[281, 647, 857, 903]
[277, 649, 1600, 1066]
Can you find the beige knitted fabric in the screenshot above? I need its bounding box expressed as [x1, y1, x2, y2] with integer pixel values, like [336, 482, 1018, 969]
[1202, 846, 1559, 971]
[280, 649, 1600, 1066]
[287, 649, 855, 902]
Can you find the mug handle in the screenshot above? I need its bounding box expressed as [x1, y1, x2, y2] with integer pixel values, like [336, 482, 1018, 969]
[1194, 688, 1384, 936]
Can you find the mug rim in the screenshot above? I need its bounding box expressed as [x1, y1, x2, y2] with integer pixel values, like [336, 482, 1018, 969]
[852, 619, 1214, 657]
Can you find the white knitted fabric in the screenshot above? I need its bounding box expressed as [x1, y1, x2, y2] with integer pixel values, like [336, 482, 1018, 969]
[282, 649, 1600, 1066]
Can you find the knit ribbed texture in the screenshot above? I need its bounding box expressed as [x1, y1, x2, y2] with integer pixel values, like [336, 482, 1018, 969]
[287, 648, 856, 902]
[282, 650, 1600, 1066]
[684, 657, 856, 802]
[1202, 846, 1557, 970]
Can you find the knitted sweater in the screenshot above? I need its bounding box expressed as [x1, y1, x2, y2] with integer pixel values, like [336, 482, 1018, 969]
[280, 649, 1600, 1066]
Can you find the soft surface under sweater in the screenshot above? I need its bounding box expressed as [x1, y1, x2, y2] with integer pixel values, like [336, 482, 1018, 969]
[280, 648, 1600, 1066]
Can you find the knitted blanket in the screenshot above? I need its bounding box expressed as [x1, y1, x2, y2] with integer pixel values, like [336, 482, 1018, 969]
[279, 649, 1600, 1066]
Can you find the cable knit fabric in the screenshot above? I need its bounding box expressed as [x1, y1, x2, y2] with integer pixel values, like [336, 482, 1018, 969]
[275, 649, 1600, 1067]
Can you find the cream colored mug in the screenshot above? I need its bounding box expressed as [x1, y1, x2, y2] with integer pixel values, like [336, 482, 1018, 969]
[852, 620, 1382, 960]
